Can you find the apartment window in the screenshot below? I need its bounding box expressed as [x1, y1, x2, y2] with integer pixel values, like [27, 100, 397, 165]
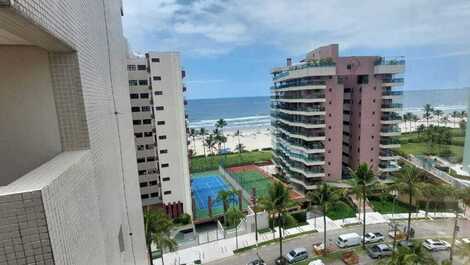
[137, 65, 146, 71]
[152, 58, 160, 62]
[144, 132, 153, 137]
[131, 107, 140, 112]
[155, 91, 163, 95]
[372, 111, 375, 115]
[162, 177, 170, 181]
[138, 170, 146, 176]
[160, 149, 168, 154]
[141, 194, 149, 199]
[164, 191, 171, 195]
[143, 119, 152, 124]
[127, 65, 136, 71]
[129, 80, 138, 86]
[141, 106, 151, 112]
[158, 135, 167, 140]
[130, 93, 139, 99]
[137, 158, 145, 163]
[153, 76, 162, 81]
[155, 106, 164, 111]
[149, 168, 158, 174]
[147, 156, 156, 162]
[134, 133, 143, 138]
[145, 144, 154, 150]
[151, 192, 159, 198]
[358, 75, 369, 84]
[140, 93, 149, 99]
[140, 182, 148, 187]
[150, 181, 158, 186]
[139, 79, 148, 86]
[328, 101, 332, 105]
[157, 121, 165, 125]
[347, 64, 352, 70]
[137, 145, 144, 151]
[133, 120, 141, 125]
[161, 163, 169, 168]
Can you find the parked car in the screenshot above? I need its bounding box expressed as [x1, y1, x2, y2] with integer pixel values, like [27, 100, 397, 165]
[336, 233, 361, 248]
[367, 243, 393, 259]
[246, 258, 265, 265]
[362, 232, 384, 244]
[308, 260, 325, 265]
[286, 248, 308, 263]
[422, 239, 451, 251]
[462, 238, 470, 244]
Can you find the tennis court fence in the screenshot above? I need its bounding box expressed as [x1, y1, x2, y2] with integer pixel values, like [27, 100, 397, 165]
[218, 165, 252, 204]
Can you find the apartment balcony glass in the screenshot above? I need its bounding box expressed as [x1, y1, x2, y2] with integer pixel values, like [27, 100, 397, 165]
[276, 134, 325, 152]
[271, 91, 326, 102]
[374, 56, 406, 65]
[272, 60, 336, 81]
[276, 142, 325, 165]
[379, 137, 401, 148]
[271, 102, 326, 115]
[272, 111, 325, 127]
[274, 152, 325, 178]
[271, 79, 326, 89]
[274, 122, 325, 140]
[379, 149, 400, 160]
[382, 90, 403, 96]
[379, 161, 401, 172]
[381, 113, 402, 124]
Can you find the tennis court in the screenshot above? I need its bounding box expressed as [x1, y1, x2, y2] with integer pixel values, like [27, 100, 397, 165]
[231, 170, 272, 198]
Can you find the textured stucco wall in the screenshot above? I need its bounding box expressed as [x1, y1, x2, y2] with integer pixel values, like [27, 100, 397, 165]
[324, 78, 343, 180]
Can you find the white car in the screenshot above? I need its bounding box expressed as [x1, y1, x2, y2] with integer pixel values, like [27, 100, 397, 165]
[362, 232, 384, 244]
[422, 239, 451, 251]
[462, 238, 470, 244]
[308, 260, 325, 265]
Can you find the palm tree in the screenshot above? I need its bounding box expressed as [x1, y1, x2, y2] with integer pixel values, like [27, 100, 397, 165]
[433, 109, 444, 127]
[392, 165, 424, 240]
[215, 118, 228, 131]
[411, 113, 419, 132]
[204, 134, 216, 156]
[423, 104, 434, 127]
[190, 128, 197, 153]
[451, 111, 460, 128]
[144, 209, 177, 265]
[199, 128, 207, 159]
[226, 206, 245, 250]
[349, 163, 376, 248]
[215, 119, 228, 153]
[307, 183, 346, 253]
[235, 130, 243, 156]
[403, 112, 413, 132]
[378, 244, 437, 265]
[217, 190, 232, 226]
[235, 143, 246, 154]
[259, 182, 292, 261]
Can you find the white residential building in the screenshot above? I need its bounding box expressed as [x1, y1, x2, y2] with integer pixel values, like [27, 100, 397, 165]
[127, 52, 192, 217]
[0, 1, 147, 265]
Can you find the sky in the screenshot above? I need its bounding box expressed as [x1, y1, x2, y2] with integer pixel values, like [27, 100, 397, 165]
[122, 0, 470, 99]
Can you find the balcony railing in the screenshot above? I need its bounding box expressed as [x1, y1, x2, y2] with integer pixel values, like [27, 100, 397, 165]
[271, 80, 326, 89]
[276, 134, 325, 150]
[382, 90, 403, 96]
[381, 127, 400, 133]
[380, 139, 400, 145]
[381, 103, 403, 109]
[271, 105, 326, 113]
[271, 92, 325, 100]
[381, 114, 402, 121]
[382, 78, 404, 84]
[375, 57, 406, 66]
[272, 60, 336, 80]
[276, 143, 324, 163]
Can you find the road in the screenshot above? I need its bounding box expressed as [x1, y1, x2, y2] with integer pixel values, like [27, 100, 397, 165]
[206, 219, 470, 265]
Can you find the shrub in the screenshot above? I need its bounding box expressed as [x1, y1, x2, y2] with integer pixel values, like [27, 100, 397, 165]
[290, 210, 307, 223]
[174, 213, 191, 225]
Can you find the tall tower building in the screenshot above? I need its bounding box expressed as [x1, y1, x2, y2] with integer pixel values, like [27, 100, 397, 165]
[0, 1, 147, 265]
[271, 44, 404, 192]
[127, 52, 191, 217]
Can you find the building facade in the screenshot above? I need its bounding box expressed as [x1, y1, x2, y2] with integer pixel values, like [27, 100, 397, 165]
[0, 1, 147, 265]
[271, 44, 404, 192]
[127, 52, 192, 217]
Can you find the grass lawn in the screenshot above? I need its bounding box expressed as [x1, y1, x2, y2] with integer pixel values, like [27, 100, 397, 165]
[326, 200, 357, 220]
[190, 151, 272, 173]
[399, 143, 463, 161]
[368, 196, 414, 214]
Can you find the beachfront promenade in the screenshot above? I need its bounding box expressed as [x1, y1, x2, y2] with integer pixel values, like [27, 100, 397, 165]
[155, 211, 466, 265]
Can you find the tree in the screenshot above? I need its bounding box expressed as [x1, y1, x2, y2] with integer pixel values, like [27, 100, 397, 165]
[144, 209, 177, 265]
[190, 128, 197, 154]
[403, 113, 411, 132]
[215, 119, 228, 153]
[392, 165, 424, 240]
[349, 163, 377, 248]
[451, 111, 460, 128]
[411, 113, 419, 131]
[204, 134, 216, 156]
[199, 128, 207, 159]
[423, 104, 434, 127]
[217, 190, 232, 226]
[235, 130, 243, 157]
[226, 206, 245, 250]
[215, 118, 228, 131]
[448, 187, 470, 263]
[417, 124, 426, 139]
[259, 182, 292, 261]
[307, 183, 347, 253]
[378, 244, 437, 265]
[433, 109, 444, 127]
[235, 143, 246, 154]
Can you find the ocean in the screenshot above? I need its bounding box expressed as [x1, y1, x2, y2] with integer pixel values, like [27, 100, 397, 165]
[187, 88, 470, 130]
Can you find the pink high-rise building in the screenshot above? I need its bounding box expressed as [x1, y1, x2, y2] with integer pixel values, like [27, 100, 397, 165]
[271, 44, 404, 192]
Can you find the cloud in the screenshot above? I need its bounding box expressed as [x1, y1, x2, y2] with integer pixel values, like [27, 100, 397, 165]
[122, 0, 470, 57]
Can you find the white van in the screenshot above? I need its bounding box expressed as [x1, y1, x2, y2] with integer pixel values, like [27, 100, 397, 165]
[336, 233, 361, 248]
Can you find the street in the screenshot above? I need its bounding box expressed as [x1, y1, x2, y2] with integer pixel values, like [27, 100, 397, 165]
[206, 219, 470, 265]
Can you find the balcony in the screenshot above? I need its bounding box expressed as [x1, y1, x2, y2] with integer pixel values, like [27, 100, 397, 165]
[374, 57, 405, 74]
[379, 138, 401, 149]
[276, 126, 326, 142]
[272, 105, 326, 116]
[271, 80, 326, 91]
[276, 136, 325, 154]
[271, 92, 326, 103]
[381, 103, 402, 112]
[276, 143, 325, 166]
[379, 150, 401, 161]
[382, 90, 403, 99]
[380, 126, 401, 137]
[381, 114, 401, 124]
[382, 78, 404, 87]
[275, 153, 325, 179]
[272, 112, 326, 129]
[379, 161, 401, 172]
[272, 62, 336, 82]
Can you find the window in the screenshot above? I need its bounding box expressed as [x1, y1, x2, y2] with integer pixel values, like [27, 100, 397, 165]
[155, 106, 164, 111]
[130, 93, 139, 99]
[147, 156, 156, 162]
[143, 119, 152, 124]
[150, 180, 158, 186]
[129, 80, 138, 86]
[144, 132, 153, 137]
[139, 182, 148, 187]
[151, 58, 160, 62]
[140, 93, 149, 99]
[118, 226, 125, 253]
[358, 75, 369, 84]
[131, 107, 140, 112]
[145, 144, 154, 150]
[141, 106, 151, 112]
[151, 192, 159, 198]
[158, 135, 167, 140]
[160, 149, 168, 154]
[134, 133, 143, 138]
[162, 177, 170, 181]
[133, 120, 141, 125]
[163, 191, 171, 195]
[153, 76, 162, 81]
[148, 168, 158, 174]
[141, 194, 149, 199]
[137, 158, 145, 163]
[139, 79, 148, 86]
[138, 170, 146, 176]
[161, 163, 169, 168]
[155, 91, 163, 95]
[137, 64, 146, 71]
[157, 121, 165, 125]
[137, 145, 144, 151]
[127, 65, 136, 71]
[347, 64, 352, 70]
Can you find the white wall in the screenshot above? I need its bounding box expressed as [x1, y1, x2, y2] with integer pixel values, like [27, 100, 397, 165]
[0, 46, 62, 186]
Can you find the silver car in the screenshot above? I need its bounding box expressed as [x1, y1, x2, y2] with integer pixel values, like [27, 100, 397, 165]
[367, 243, 393, 259]
[286, 248, 308, 263]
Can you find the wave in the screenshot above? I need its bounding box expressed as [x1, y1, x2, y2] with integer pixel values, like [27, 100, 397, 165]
[402, 104, 467, 113]
[189, 115, 271, 129]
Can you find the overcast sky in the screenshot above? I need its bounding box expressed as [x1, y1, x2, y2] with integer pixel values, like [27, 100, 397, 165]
[122, 0, 470, 99]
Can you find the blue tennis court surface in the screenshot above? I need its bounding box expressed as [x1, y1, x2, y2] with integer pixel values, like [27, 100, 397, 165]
[192, 175, 230, 210]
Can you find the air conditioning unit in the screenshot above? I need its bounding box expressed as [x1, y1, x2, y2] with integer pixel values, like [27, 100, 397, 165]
[0, 0, 12, 7]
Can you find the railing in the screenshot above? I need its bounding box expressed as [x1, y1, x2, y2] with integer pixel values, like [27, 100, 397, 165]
[275, 152, 325, 175]
[276, 135, 325, 150]
[276, 143, 324, 163]
[271, 80, 326, 89]
[381, 103, 403, 109]
[272, 60, 336, 80]
[375, 56, 406, 66]
[381, 114, 402, 121]
[381, 127, 400, 133]
[382, 90, 403, 96]
[380, 150, 397, 157]
[271, 105, 326, 113]
[275, 125, 326, 139]
[271, 93, 325, 100]
[271, 112, 325, 124]
[380, 139, 400, 145]
[382, 78, 404, 84]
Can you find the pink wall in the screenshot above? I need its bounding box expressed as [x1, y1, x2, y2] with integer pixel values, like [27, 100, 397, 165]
[324, 78, 343, 181]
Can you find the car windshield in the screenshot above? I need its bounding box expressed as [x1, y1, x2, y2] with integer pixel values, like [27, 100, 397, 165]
[289, 250, 296, 256]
